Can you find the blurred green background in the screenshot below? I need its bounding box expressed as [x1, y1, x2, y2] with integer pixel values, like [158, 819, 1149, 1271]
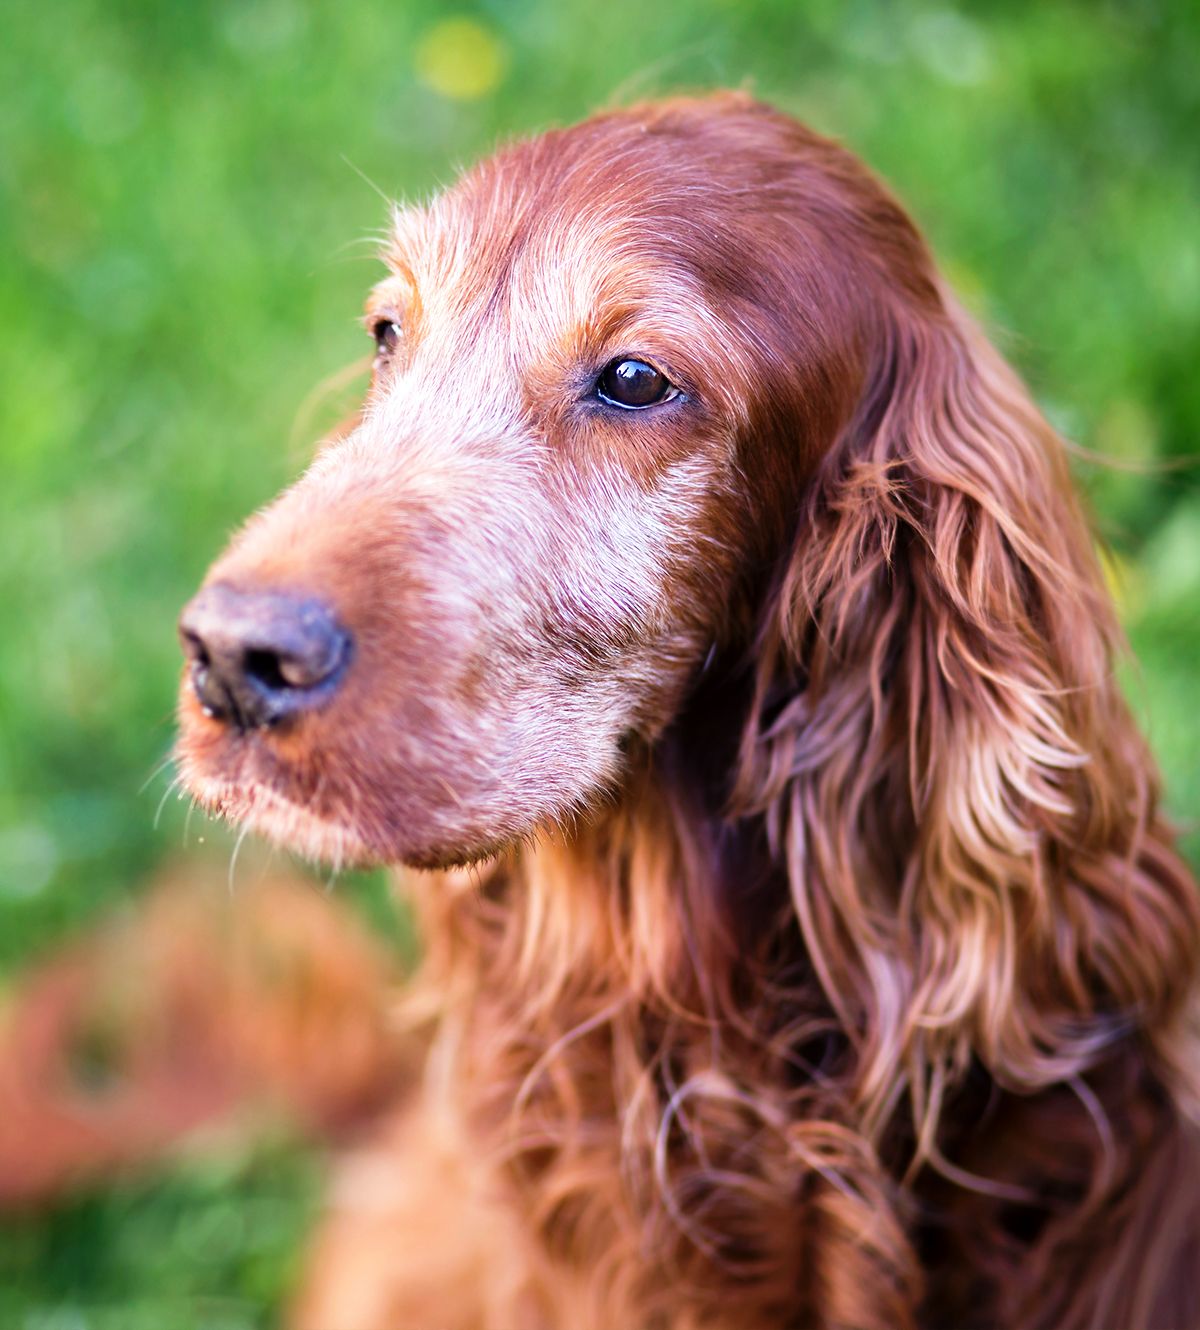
[1, 0, 1197, 1324]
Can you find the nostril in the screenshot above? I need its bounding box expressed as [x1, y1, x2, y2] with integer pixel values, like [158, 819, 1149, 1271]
[244, 648, 289, 692]
[178, 586, 352, 731]
[241, 635, 349, 692]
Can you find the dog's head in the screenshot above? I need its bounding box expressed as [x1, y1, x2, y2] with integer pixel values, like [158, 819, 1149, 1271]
[177, 94, 914, 867]
[174, 91, 1159, 947]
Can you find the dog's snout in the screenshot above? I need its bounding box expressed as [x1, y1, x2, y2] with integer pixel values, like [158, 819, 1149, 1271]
[179, 585, 351, 731]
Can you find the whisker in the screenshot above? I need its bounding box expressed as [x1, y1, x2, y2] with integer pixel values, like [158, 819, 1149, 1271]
[227, 823, 250, 894]
[183, 794, 199, 848]
[139, 747, 178, 796]
[153, 775, 182, 831]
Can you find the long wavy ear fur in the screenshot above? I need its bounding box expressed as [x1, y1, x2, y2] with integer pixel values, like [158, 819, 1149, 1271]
[736, 285, 1200, 1140]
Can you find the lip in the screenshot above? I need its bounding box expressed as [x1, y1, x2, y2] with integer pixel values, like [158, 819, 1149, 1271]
[174, 696, 378, 868]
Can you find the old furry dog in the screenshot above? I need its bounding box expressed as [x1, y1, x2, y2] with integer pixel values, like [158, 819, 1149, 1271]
[176, 94, 1200, 1329]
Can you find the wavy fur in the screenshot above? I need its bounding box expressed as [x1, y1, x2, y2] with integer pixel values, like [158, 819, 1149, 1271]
[165, 94, 1200, 1328]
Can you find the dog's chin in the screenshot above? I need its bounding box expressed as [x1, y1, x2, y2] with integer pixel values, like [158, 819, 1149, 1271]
[183, 772, 382, 870]
[176, 735, 523, 872]
[183, 773, 521, 873]
[174, 697, 596, 873]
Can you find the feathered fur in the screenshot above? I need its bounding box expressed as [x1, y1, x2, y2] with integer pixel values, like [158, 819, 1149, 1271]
[166, 93, 1200, 1329]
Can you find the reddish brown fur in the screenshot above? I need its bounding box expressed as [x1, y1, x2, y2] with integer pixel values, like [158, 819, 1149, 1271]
[171, 94, 1200, 1327]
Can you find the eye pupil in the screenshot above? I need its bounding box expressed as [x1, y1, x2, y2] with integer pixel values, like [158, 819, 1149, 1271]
[596, 358, 671, 409]
[372, 319, 401, 357]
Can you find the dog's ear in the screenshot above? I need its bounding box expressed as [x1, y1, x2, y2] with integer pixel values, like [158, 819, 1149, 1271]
[736, 292, 1199, 1132]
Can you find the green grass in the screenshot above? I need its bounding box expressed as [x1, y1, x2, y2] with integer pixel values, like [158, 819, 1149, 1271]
[1, 0, 1197, 1320]
[0, 1144, 323, 1330]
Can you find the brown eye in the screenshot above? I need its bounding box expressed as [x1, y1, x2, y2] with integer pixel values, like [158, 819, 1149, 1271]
[371, 317, 402, 359]
[595, 358, 675, 409]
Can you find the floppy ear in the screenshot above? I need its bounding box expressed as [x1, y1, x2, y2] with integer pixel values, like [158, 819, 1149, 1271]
[736, 292, 1199, 1134]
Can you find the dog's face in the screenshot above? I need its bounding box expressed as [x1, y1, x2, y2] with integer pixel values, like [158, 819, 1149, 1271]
[176, 96, 898, 867]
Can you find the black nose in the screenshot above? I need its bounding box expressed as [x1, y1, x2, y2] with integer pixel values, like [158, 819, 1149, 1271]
[179, 585, 352, 731]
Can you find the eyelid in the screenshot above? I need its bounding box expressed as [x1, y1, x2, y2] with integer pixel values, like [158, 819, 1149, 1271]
[602, 351, 668, 376]
[610, 351, 695, 396]
[363, 306, 403, 335]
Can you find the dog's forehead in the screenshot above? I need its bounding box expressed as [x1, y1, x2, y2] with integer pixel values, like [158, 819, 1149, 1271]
[382, 123, 746, 347]
[386, 208, 672, 338]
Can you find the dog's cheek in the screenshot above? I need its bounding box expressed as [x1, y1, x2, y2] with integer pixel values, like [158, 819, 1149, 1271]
[350, 685, 617, 866]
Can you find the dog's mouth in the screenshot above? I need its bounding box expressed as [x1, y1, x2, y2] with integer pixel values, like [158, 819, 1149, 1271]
[175, 678, 380, 869]
[174, 675, 521, 872]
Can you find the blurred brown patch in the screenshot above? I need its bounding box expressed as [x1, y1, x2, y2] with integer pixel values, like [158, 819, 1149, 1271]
[0, 852, 404, 1207]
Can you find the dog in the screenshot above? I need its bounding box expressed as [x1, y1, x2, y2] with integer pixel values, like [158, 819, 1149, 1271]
[170, 92, 1200, 1329]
